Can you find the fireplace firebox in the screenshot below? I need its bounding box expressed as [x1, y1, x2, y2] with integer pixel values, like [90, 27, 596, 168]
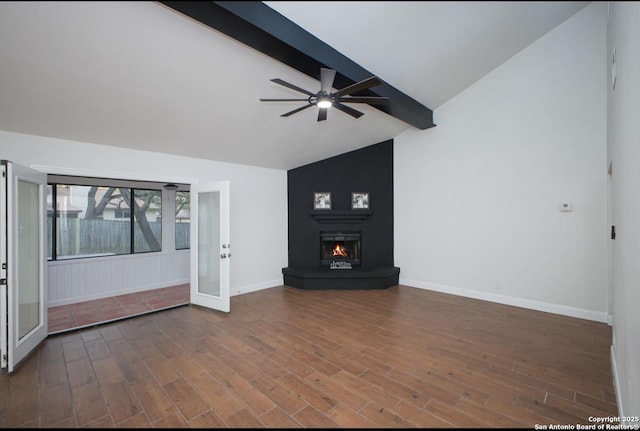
[320, 232, 361, 269]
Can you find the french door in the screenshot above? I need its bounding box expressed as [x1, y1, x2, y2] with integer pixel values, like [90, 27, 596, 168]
[0, 161, 48, 373]
[190, 180, 230, 312]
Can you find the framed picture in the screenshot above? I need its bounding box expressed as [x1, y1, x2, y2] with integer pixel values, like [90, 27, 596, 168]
[351, 192, 369, 209]
[313, 192, 332, 210]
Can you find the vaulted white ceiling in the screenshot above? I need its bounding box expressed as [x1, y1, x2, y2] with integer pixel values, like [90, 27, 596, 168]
[0, 1, 590, 170]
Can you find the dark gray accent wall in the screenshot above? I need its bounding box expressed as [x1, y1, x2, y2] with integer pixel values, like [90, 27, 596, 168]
[287, 140, 394, 269]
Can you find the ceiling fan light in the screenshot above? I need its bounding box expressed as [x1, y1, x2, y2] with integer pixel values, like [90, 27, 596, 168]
[317, 96, 332, 108]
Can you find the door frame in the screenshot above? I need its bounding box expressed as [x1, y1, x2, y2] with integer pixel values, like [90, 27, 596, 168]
[189, 180, 231, 313]
[1, 160, 48, 373]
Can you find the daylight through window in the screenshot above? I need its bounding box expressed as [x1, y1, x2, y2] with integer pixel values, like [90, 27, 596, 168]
[46, 178, 187, 260]
[175, 191, 190, 250]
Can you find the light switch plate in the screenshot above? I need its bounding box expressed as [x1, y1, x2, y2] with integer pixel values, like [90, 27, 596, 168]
[560, 202, 573, 212]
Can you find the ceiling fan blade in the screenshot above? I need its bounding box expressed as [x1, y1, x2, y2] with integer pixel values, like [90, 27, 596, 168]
[333, 102, 364, 119]
[281, 103, 314, 117]
[336, 96, 389, 104]
[260, 98, 310, 102]
[333, 76, 382, 97]
[317, 107, 328, 122]
[271, 78, 315, 96]
[320, 68, 336, 93]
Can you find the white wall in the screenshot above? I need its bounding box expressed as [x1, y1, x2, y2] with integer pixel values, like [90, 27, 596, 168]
[607, 1, 640, 419]
[395, 3, 608, 321]
[0, 130, 288, 303]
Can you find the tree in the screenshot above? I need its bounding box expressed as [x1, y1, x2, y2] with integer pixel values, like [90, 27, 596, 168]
[175, 191, 190, 217]
[85, 187, 119, 220]
[121, 188, 162, 252]
[84, 186, 161, 252]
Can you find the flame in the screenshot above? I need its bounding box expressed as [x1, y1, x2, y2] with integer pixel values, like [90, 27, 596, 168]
[332, 243, 348, 257]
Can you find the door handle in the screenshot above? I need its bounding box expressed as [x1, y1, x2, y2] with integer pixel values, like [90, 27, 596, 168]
[220, 253, 227, 259]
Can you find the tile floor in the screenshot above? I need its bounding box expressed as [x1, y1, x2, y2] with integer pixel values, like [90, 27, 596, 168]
[47, 283, 190, 334]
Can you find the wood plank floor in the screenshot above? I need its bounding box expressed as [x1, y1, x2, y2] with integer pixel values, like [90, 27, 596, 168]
[0, 285, 618, 428]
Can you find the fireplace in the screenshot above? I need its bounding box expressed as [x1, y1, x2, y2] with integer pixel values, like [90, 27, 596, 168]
[283, 140, 400, 289]
[320, 231, 361, 269]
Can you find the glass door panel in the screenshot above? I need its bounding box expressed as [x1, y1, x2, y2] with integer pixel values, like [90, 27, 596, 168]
[17, 180, 41, 338]
[198, 191, 220, 297]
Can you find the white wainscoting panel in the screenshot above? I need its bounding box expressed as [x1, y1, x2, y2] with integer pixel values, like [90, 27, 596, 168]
[48, 250, 190, 306]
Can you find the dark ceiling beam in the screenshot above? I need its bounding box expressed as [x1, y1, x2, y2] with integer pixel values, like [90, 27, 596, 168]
[159, 1, 435, 130]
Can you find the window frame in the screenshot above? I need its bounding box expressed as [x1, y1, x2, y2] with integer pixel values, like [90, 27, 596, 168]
[47, 175, 187, 261]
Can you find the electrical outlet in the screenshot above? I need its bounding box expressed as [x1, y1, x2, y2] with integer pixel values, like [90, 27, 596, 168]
[560, 202, 573, 212]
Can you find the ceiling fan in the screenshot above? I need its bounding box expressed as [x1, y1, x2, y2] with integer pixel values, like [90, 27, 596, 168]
[260, 68, 389, 122]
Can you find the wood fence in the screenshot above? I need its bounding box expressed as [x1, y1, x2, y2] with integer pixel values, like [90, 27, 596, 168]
[48, 219, 190, 257]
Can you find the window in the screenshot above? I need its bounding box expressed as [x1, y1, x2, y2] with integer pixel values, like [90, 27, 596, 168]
[133, 189, 162, 253]
[54, 185, 131, 259]
[175, 191, 190, 249]
[114, 209, 130, 219]
[46, 176, 176, 260]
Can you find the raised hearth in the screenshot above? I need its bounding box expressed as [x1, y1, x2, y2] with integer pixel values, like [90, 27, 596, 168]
[282, 266, 400, 290]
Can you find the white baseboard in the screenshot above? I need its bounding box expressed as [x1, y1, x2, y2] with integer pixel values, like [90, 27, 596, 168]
[231, 278, 283, 296]
[610, 345, 624, 419]
[400, 278, 609, 323]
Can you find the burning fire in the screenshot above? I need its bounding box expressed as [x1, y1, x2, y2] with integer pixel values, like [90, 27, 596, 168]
[332, 243, 348, 257]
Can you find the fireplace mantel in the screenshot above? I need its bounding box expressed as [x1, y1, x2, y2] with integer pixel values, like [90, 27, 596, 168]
[309, 209, 372, 224]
